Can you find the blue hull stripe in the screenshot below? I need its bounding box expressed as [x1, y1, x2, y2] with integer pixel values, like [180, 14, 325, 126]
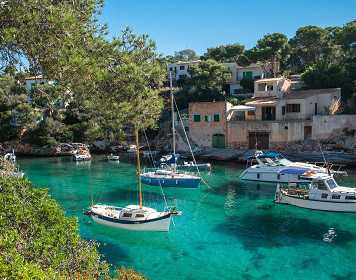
[92, 212, 171, 224]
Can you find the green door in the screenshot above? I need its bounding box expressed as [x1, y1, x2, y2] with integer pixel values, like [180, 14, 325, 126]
[212, 134, 225, 149]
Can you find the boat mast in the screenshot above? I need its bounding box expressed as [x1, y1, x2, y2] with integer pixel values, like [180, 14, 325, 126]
[170, 71, 176, 172]
[135, 127, 143, 209]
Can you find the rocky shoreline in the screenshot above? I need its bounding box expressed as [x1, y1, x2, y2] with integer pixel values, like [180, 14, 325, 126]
[1, 138, 355, 166]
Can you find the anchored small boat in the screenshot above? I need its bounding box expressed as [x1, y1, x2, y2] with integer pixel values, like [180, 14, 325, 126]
[107, 154, 120, 161]
[274, 173, 356, 212]
[143, 150, 160, 157]
[239, 151, 347, 183]
[73, 150, 92, 161]
[84, 128, 181, 231]
[177, 161, 211, 171]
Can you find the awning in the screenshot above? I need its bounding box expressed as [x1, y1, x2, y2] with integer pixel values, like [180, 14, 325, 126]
[278, 168, 309, 175]
[230, 105, 256, 111]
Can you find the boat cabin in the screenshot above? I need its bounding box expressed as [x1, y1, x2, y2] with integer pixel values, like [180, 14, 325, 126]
[284, 174, 356, 202]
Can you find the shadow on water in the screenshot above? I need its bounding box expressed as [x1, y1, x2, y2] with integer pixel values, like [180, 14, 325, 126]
[331, 272, 354, 280]
[93, 237, 133, 265]
[214, 212, 356, 252]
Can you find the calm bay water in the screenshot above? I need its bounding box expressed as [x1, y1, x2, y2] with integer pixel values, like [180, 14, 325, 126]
[18, 155, 356, 280]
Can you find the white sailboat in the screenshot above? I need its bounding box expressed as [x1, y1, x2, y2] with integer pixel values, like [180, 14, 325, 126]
[84, 128, 181, 231]
[239, 150, 347, 183]
[274, 172, 356, 212]
[140, 71, 202, 189]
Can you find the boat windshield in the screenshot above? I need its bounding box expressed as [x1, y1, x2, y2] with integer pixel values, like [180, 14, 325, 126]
[326, 179, 338, 189]
[265, 158, 291, 167]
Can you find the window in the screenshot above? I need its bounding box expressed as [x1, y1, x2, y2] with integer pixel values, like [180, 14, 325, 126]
[31, 82, 36, 89]
[284, 126, 288, 130]
[286, 104, 301, 113]
[282, 106, 286, 115]
[135, 214, 145, 218]
[326, 179, 338, 189]
[193, 114, 201, 122]
[332, 194, 341, 199]
[122, 213, 132, 217]
[247, 111, 255, 116]
[180, 65, 185, 70]
[243, 71, 253, 79]
[205, 115, 210, 122]
[169, 67, 173, 71]
[213, 114, 220, 122]
[317, 181, 327, 190]
[184, 126, 189, 132]
[346, 196, 356, 200]
[321, 193, 328, 199]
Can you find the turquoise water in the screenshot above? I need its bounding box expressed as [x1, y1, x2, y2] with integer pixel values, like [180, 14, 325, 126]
[18, 155, 356, 280]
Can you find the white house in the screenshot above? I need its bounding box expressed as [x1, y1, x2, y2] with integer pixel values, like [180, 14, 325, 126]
[25, 75, 58, 105]
[167, 60, 201, 82]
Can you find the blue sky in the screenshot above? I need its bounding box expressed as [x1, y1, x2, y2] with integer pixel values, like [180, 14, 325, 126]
[99, 0, 355, 56]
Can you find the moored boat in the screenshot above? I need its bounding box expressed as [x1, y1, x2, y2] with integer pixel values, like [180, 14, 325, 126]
[73, 150, 92, 161]
[274, 173, 356, 212]
[107, 153, 120, 161]
[177, 161, 211, 171]
[239, 150, 347, 183]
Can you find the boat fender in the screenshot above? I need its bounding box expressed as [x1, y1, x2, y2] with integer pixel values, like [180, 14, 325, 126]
[176, 179, 178, 184]
[149, 178, 152, 184]
[172, 175, 175, 178]
[257, 173, 260, 179]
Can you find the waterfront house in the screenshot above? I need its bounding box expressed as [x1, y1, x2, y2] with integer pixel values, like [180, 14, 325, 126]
[176, 78, 355, 151]
[167, 60, 201, 83]
[25, 75, 58, 105]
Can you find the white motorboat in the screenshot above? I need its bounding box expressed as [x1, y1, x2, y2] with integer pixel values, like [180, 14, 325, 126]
[239, 151, 347, 183]
[177, 161, 212, 171]
[274, 173, 356, 212]
[84, 128, 181, 232]
[73, 151, 92, 161]
[4, 151, 16, 163]
[3, 149, 24, 178]
[107, 154, 120, 161]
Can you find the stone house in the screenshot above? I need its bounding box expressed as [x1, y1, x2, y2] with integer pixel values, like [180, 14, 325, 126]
[177, 77, 354, 151]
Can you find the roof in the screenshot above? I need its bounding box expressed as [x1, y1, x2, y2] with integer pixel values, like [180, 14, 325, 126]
[256, 77, 286, 83]
[230, 105, 256, 111]
[25, 75, 45, 80]
[245, 97, 279, 105]
[246, 88, 341, 104]
[283, 88, 340, 100]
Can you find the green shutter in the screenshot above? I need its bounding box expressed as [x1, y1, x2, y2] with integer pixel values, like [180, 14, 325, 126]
[184, 126, 189, 132]
[213, 114, 220, 122]
[193, 114, 201, 122]
[205, 115, 209, 122]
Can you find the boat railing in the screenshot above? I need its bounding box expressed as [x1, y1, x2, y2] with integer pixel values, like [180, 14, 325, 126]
[305, 162, 347, 174]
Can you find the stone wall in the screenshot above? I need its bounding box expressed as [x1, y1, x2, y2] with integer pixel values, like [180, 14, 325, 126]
[312, 115, 356, 140]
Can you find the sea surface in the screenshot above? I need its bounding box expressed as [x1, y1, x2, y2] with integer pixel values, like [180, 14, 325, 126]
[18, 155, 356, 280]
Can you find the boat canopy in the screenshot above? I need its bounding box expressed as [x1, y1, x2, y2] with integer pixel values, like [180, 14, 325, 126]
[247, 152, 280, 159]
[156, 154, 176, 165]
[278, 168, 309, 175]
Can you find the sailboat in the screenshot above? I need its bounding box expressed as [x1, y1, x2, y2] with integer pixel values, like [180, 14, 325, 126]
[84, 128, 181, 232]
[140, 72, 202, 189]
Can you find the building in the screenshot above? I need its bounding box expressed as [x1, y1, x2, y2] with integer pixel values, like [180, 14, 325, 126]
[177, 78, 351, 151]
[167, 60, 201, 83]
[222, 62, 267, 94]
[25, 75, 58, 105]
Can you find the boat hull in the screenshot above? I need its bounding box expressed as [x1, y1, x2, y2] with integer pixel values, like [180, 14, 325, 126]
[274, 194, 356, 212]
[141, 174, 201, 188]
[240, 170, 311, 183]
[91, 213, 172, 231]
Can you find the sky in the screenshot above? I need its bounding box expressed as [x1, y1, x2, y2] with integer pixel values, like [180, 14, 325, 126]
[99, 0, 356, 56]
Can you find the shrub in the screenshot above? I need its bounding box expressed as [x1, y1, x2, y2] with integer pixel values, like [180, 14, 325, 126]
[239, 78, 255, 93]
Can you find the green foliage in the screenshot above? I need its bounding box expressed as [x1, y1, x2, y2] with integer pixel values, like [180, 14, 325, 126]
[0, 177, 110, 279]
[256, 33, 291, 63]
[174, 49, 198, 61]
[201, 43, 245, 62]
[239, 78, 255, 93]
[301, 59, 354, 100]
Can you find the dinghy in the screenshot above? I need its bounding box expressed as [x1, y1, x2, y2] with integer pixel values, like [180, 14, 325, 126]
[107, 153, 120, 161]
[84, 128, 181, 231]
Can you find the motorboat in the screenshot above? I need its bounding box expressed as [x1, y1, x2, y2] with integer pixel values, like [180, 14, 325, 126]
[4, 150, 16, 163]
[239, 151, 347, 183]
[3, 149, 24, 178]
[274, 173, 356, 212]
[107, 153, 120, 161]
[73, 151, 92, 161]
[177, 161, 212, 171]
[141, 169, 201, 188]
[84, 128, 181, 232]
[156, 153, 180, 165]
